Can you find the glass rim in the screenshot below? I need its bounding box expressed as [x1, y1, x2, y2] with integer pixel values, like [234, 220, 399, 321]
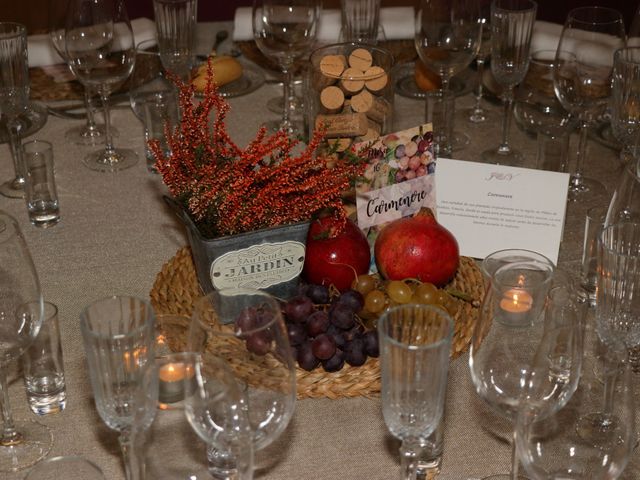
[481, 248, 555, 278]
[599, 222, 640, 255]
[377, 304, 454, 350]
[25, 455, 105, 478]
[79, 295, 155, 338]
[492, 0, 537, 13]
[565, 6, 623, 26]
[192, 288, 282, 337]
[614, 46, 640, 64]
[0, 22, 27, 38]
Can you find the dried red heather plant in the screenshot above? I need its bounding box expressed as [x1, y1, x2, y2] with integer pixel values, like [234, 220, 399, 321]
[149, 63, 365, 239]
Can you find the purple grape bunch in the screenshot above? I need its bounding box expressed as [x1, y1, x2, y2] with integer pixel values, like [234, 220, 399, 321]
[282, 284, 380, 372]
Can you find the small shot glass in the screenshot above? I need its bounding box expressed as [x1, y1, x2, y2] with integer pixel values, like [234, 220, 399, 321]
[23, 140, 60, 228]
[22, 301, 67, 415]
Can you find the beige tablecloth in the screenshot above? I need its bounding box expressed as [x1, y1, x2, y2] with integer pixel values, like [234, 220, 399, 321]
[2, 22, 635, 480]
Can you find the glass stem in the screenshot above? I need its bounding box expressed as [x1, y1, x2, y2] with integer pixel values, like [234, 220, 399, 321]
[573, 120, 589, 186]
[281, 67, 293, 133]
[84, 88, 99, 132]
[119, 429, 144, 480]
[498, 86, 515, 154]
[101, 93, 117, 160]
[472, 58, 486, 115]
[399, 439, 420, 480]
[439, 75, 453, 156]
[0, 369, 21, 447]
[509, 429, 520, 480]
[7, 123, 26, 187]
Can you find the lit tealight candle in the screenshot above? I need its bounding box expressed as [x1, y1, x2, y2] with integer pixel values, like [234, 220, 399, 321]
[500, 288, 533, 313]
[158, 362, 187, 404]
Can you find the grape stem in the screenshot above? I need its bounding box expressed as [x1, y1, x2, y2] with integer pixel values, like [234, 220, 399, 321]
[445, 289, 480, 307]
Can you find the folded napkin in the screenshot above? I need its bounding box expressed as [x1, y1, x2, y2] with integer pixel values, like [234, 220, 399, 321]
[233, 6, 414, 43]
[27, 17, 157, 68]
[530, 20, 622, 67]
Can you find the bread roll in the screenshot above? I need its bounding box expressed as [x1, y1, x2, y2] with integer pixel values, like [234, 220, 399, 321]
[192, 56, 243, 91]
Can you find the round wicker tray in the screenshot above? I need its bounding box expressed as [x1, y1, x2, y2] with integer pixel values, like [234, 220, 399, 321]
[150, 246, 484, 399]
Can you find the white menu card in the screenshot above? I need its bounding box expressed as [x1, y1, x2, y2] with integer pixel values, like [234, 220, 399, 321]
[435, 158, 570, 264]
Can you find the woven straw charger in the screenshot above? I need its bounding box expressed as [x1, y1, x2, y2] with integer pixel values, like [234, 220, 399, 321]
[150, 247, 484, 399]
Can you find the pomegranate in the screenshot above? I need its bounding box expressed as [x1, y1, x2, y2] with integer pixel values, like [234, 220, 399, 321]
[374, 209, 459, 287]
[303, 216, 371, 292]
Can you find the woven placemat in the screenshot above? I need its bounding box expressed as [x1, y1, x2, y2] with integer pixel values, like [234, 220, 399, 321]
[150, 246, 484, 399]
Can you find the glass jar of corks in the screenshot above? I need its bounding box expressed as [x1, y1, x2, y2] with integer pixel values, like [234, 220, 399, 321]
[305, 43, 394, 155]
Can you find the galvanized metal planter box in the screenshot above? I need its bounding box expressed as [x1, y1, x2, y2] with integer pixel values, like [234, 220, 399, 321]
[165, 197, 309, 299]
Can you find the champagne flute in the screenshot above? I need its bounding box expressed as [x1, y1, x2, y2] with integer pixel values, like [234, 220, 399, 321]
[0, 212, 50, 472]
[469, 0, 492, 123]
[415, 0, 481, 157]
[80, 296, 158, 480]
[189, 288, 296, 479]
[552, 7, 625, 201]
[253, 0, 321, 136]
[0, 22, 30, 199]
[48, 0, 112, 146]
[65, 0, 138, 172]
[481, 0, 537, 166]
[610, 46, 640, 166]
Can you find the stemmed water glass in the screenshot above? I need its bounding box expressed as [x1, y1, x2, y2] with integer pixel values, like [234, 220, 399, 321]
[414, 0, 481, 158]
[80, 296, 158, 480]
[469, 0, 492, 123]
[516, 329, 633, 480]
[481, 0, 537, 166]
[65, 0, 138, 172]
[610, 47, 640, 166]
[0, 22, 30, 199]
[188, 288, 296, 479]
[252, 0, 321, 136]
[469, 251, 559, 480]
[159, 352, 254, 480]
[0, 212, 50, 472]
[552, 7, 625, 201]
[48, 0, 110, 147]
[378, 304, 453, 480]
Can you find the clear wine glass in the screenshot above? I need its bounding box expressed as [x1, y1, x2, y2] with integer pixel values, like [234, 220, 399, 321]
[0, 22, 31, 199]
[604, 156, 640, 226]
[378, 304, 453, 480]
[469, 251, 558, 480]
[610, 46, 640, 166]
[158, 352, 254, 480]
[188, 288, 296, 479]
[514, 50, 575, 171]
[80, 296, 158, 480]
[252, 0, 321, 136]
[552, 6, 626, 201]
[481, 0, 537, 166]
[0, 212, 50, 472]
[469, 0, 492, 123]
[65, 0, 138, 172]
[415, 0, 481, 157]
[48, 0, 112, 147]
[516, 329, 633, 480]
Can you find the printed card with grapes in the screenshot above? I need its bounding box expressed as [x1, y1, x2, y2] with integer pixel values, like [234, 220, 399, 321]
[354, 124, 436, 231]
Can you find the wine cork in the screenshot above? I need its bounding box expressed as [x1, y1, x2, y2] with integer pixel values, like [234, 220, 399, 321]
[320, 54, 347, 79]
[315, 112, 368, 138]
[348, 48, 373, 71]
[364, 66, 388, 93]
[356, 118, 382, 143]
[340, 67, 366, 95]
[363, 96, 391, 124]
[320, 86, 345, 113]
[350, 90, 374, 114]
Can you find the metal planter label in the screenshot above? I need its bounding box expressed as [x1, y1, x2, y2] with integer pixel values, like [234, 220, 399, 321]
[210, 241, 306, 291]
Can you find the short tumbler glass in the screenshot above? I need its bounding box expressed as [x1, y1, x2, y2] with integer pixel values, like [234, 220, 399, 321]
[23, 140, 60, 228]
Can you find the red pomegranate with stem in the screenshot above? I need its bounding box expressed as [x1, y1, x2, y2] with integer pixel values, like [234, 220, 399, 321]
[374, 208, 459, 287]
